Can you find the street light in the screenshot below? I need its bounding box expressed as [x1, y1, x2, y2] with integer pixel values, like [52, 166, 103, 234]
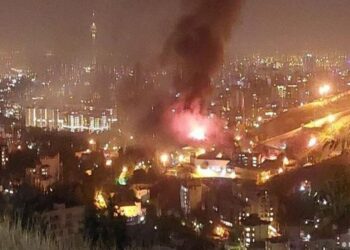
[160, 153, 169, 166]
[319, 84, 331, 97]
[178, 154, 185, 163]
[308, 136, 317, 148]
[327, 114, 335, 123]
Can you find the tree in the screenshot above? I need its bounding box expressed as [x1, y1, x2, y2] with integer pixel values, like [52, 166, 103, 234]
[84, 198, 128, 250]
[319, 169, 350, 228]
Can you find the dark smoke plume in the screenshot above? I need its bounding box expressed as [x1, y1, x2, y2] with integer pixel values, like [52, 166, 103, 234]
[162, 0, 242, 109]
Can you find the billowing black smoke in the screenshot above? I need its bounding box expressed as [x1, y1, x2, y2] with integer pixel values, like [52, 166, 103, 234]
[116, 0, 242, 148]
[162, 0, 242, 108]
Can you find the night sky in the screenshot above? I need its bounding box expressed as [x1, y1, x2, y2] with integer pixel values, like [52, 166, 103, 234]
[0, 0, 349, 62]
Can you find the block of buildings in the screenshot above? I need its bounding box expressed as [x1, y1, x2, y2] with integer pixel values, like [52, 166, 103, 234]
[26, 153, 61, 191]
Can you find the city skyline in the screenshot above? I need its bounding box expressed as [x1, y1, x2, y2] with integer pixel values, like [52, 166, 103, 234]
[0, 0, 350, 64]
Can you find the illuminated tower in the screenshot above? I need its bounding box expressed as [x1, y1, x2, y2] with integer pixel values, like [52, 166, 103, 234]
[90, 11, 97, 67]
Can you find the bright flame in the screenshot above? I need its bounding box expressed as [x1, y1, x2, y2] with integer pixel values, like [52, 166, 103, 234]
[166, 100, 229, 145]
[189, 126, 206, 141]
[258, 171, 271, 184]
[94, 191, 107, 209]
[214, 225, 227, 238]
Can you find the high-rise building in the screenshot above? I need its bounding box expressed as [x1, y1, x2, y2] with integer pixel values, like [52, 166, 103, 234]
[0, 144, 9, 169]
[25, 107, 116, 133]
[242, 214, 270, 248]
[180, 180, 203, 215]
[303, 53, 316, 73]
[25, 107, 61, 130]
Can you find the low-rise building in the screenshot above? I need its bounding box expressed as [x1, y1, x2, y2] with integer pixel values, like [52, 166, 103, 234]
[236, 152, 262, 168]
[265, 237, 288, 250]
[115, 201, 145, 225]
[131, 184, 151, 204]
[26, 153, 61, 191]
[42, 203, 85, 245]
[193, 151, 235, 178]
[242, 214, 278, 248]
[0, 143, 9, 168]
[337, 228, 350, 249]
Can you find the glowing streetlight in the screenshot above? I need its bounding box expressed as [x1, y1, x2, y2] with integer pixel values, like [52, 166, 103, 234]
[160, 153, 169, 166]
[308, 136, 317, 148]
[105, 159, 113, 167]
[327, 114, 335, 123]
[319, 84, 331, 96]
[178, 154, 185, 163]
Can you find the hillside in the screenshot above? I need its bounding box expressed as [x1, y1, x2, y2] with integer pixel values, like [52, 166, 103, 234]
[258, 91, 350, 139]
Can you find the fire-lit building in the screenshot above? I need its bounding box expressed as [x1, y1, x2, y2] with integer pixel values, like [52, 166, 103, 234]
[131, 184, 151, 204]
[193, 151, 235, 179]
[115, 201, 145, 225]
[236, 152, 262, 168]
